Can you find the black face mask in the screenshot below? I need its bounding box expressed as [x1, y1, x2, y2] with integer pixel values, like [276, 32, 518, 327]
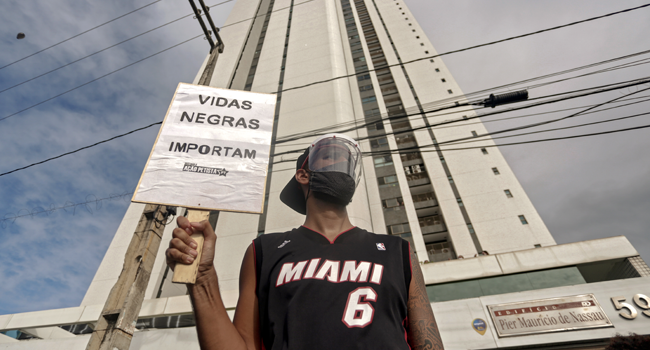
[309, 170, 356, 206]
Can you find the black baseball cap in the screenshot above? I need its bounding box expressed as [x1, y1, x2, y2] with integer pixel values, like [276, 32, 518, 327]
[279, 148, 310, 215]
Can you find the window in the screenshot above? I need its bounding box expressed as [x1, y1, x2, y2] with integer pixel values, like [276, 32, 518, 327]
[425, 51, 429, 54]
[419, 215, 441, 227]
[519, 215, 528, 225]
[435, 68, 440, 72]
[439, 156, 445, 163]
[401, 152, 422, 162]
[359, 84, 373, 91]
[471, 131, 478, 137]
[420, 43, 424, 46]
[467, 223, 475, 234]
[373, 155, 393, 167]
[362, 96, 377, 104]
[481, 148, 488, 155]
[353, 57, 366, 62]
[370, 137, 388, 148]
[447, 176, 454, 184]
[412, 192, 435, 203]
[504, 189, 513, 198]
[364, 108, 380, 117]
[456, 198, 464, 207]
[378, 175, 398, 186]
[441, 78, 446, 83]
[447, 89, 453, 94]
[416, 36, 419, 38]
[357, 74, 371, 81]
[382, 197, 404, 209]
[492, 167, 500, 175]
[534, 244, 542, 248]
[404, 164, 424, 174]
[462, 115, 468, 120]
[368, 121, 384, 131]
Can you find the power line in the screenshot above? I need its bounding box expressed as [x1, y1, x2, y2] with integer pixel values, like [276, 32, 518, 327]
[0, 0, 315, 123]
[270, 95, 650, 150]
[271, 123, 650, 165]
[275, 3, 650, 95]
[0, 0, 237, 95]
[2, 1, 647, 123]
[0, 34, 203, 123]
[0, 0, 162, 70]
[271, 77, 650, 153]
[4, 76, 647, 178]
[0, 192, 134, 227]
[434, 85, 650, 147]
[0, 122, 162, 177]
[272, 51, 650, 143]
[443, 111, 650, 146]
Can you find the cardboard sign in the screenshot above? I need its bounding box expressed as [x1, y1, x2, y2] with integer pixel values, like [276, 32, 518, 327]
[132, 83, 276, 213]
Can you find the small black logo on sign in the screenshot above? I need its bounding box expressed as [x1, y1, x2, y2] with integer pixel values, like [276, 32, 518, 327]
[182, 163, 228, 176]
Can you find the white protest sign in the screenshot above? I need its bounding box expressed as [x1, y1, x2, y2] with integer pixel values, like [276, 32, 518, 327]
[132, 83, 276, 213]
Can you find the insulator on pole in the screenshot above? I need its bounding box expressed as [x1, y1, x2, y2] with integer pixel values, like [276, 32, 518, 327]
[482, 90, 528, 108]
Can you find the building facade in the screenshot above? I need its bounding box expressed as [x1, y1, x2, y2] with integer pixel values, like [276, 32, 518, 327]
[1, 0, 649, 349]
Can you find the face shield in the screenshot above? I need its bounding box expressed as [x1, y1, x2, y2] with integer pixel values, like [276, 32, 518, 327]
[307, 134, 362, 186]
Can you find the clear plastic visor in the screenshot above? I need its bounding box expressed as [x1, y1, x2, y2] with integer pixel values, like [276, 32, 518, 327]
[308, 136, 362, 184]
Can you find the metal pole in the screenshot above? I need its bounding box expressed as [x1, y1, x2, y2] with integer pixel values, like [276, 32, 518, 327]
[188, 0, 216, 50]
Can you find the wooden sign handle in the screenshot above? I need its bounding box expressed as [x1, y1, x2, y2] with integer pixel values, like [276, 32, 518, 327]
[172, 209, 211, 284]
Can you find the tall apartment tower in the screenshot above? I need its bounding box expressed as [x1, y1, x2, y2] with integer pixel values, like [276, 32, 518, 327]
[3, 0, 648, 349]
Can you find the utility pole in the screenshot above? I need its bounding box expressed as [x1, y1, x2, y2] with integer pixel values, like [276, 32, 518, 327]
[85, 205, 170, 350]
[85, 1, 224, 348]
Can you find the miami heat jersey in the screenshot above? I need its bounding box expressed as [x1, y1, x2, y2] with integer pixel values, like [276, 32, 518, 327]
[253, 226, 412, 350]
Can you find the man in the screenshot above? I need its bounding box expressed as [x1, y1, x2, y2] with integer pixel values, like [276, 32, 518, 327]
[166, 134, 444, 350]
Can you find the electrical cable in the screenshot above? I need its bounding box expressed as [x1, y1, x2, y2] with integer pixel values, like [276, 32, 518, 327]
[0, 122, 162, 177]
[0, 0, 315, 123]
[4, 75, 646, 177]
[2, 2, 647, 124]
[0, 34, 203, 123]
[0, 192, 134, 226]
[0, 0, 163, 70]
[270, 123, 650, 165]
[440, 111, 650, 146]
[272, 53, 650, 143]
[0, 0, 237, 95]
[272, 77, 650, 150]
[274, 3, 650, 95]
[432, 85, 650, 147]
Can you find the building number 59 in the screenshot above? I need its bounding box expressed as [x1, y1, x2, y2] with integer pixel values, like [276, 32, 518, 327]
[611, 294, 650, 320]
[342, 287, 377, 328]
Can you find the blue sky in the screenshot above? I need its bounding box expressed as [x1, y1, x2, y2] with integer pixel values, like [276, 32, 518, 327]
[1, 0, 649, 315]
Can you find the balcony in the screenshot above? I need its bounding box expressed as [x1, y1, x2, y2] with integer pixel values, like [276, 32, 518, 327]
[414, 199, 437, 209]
[406, 172, 430, 187]
[427, 249, 455, 263]
[426, 241, 455, 263]
[420, 223, 446, 234]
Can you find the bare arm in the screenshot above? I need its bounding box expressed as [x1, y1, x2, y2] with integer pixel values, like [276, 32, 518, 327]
[407, 251, 444, 350]
[166, 217, 260, 350]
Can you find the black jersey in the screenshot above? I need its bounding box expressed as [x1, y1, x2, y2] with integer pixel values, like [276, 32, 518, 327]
[253, 226, 412, 350]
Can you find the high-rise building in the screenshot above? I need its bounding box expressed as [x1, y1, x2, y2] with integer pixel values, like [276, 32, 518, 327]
[2, 0, 649, 349]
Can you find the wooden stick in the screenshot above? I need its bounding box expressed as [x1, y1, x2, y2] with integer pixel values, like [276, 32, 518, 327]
[172, 209, 211, 284]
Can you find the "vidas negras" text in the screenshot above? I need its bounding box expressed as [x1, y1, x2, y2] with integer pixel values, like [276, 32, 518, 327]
[177, 95, 260, 129]
[168, 142, 256, 159]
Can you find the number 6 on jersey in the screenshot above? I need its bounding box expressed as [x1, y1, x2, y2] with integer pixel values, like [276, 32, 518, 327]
[342, 287, 377, 327]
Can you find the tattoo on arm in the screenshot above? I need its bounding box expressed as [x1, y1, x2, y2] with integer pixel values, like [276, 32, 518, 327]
[408, 251, 444, 350]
